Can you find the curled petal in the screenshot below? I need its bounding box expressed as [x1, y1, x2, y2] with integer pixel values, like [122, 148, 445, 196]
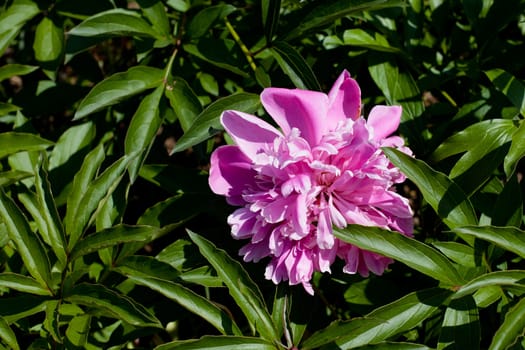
[261, 88, 329, 145]
[367, 105, 402, 141]
[328, 70, 362, 124]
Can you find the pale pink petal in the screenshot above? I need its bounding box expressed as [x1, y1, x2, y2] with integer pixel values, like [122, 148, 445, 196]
[261, 88, 329, 145]
[227, 208, 256, 239]
[316, 208, 335, 249]
[327, 70, 361, 124]
[221, 110, 282, 159]
[367, 105, 402, 141]
[209, 145, 256, 205]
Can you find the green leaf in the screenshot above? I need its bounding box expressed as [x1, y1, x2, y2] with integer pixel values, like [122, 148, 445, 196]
[452, 226, 525, 260]
[454, 271, 525, 300]
[65, 283, 162, 328]
[66, 153, 136, 248]
[492, 173, 523, 226]
[74, 66, 164, 120]
[187, 230, 278, 341]
[0, 64, 38, 82]
[437, 296, 480, 350]
[69, 224, 160, 261]
[485, 69, 525, 116]
[183, 39, 249, 77]
[0, 170, 33, 187]
[165, 77, 202, 132]
[33, 17, 64, 71]
[0, 273, 51, 296]
[302, 288, 452, 350]
[32, 154, 67, 266]
[0, 316, 19, 350]
[68, 8, 160, 38]
[43, 300, 61, 343]
[137, 0, 171, 36]
[333, 225, 464, 286]
[172, 93, 260, 153]
[125, 85, 164, 182]
[489, 297, 525, 350]
[261, 0, 281, 43]
[155, 336, 277, 350]
[0, 188, 52, 289]
[65, 314, 91, 348]
[282, 0, 405, 41]
[48, 121, 96, 171]
[342, 29, 401, 53]
[352, 343, 432, 350]
[186, 4, 237, 39]
[0, 132, 53, 159]
[128, 275, 243, 336]
[115, 255, 180, 281]
[137, 194, 199, 227]
[0, 295, 48, 324]
[270, 41, 321, 91]
[383, 147, 478, 230]
[432, 241, 480, 267]
[504, 120, 525, 177]
[0, 0, 40, 56]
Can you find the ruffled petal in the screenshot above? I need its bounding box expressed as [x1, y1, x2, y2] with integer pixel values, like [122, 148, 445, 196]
[261, 88, 329, 145]
[209, 145, 256, 205]
[367, 105, 402, 141]
[221, 110, 282, 159]
[327, 70, 361, 124]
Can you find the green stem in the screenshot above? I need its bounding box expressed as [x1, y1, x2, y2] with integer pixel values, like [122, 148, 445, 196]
[224, 17, 257, 72]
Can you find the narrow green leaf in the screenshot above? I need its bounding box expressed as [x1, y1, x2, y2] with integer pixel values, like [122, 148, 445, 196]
[485, 69, 525, 116]
[64, 142, 105, 240]
[0, 295, 48, 324]
[504, 120, 525, 177]
[383, 147, 478, 230]
[68, 8, 160, 38]
[187, 230, 278, 341]
[33, 154, 67, 266]
[302, 288, 452, 350]
[438, 295, 480, 350]
[128, 275, 243, 336]
[453, 226, 525, 260]
[137, 0, 171, 36]
[186, 4, 237, 39]
[352, 343, 432, 350]
[0, 132, 53, 159]
[0, 273, 51, 296]
[0, 64, 38, 82]
[492, 173, 523, 226]
[172, 93, 260, 153]
[261, 0, 281, 43]
[65, 314, 91, 348]
[432, 241, 480, 267]
[0, 0, 40, 56]
[183, 39, 249, 77]
[69, 224, 160, 261]
[67, 153, 136, 248]
[0, 170, 33, 187]
[178, 266, 223, 288]
[0, 316, 19, 350]
[282, 0, 405, 40]
[0, 102, 20, 115]
[43, 300, 61, 343]
[489, 297, 525, 350]
[270, 41, 321, 91]
[333, 225, 464, 286]
[65, 283, 162, 328]
[0, 188, 52, 289]
[125, 85, 164, 183]
[115, 255, 180, 281]
[454, 271, 525, 300]
[33, 16, 64, 71]
[165, 77, 203, 132]
[342, 29, 401, 53]
[74, 66, 164, 120]
[48, 121, 96, 170]
[155, 336, 276, 350]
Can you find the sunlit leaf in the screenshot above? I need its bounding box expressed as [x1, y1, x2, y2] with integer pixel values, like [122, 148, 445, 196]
[165, 77, 202, 132]
[270, 41, 321, 90]
[453, 226, 525, 260]
[65, 283, 162, 328]
[342, 29, 401, 53]
[33, 16, 64, 73]
[454, 271, 525, 299]
[0, 188, 52, 289]
[432, 241, 480, 267]
[0, 64, 38, 82]
[187, 230, 278, 340]
[383, 147, 478, 231]
[334, 225, 464, 286]
[0, 132, 53, 159]
[74, 66, 164, 120]
[0, 170, 32, 187]
[0, 0, 40, 56]
[65, 314, 91, 348]
[43, 300, 61, 343]
[490, 297, 525, 350]
[437, 295, 480, 350]
[485, 69, 525, 116]
[68, 8, 161, 38]
[128, 275, 243, 336]
[154, 336, 277, 350]
[172, 93, 260, 153]
[0, 316, 19, 350]
[504, 120, 525, 177]
[137, 0, 171, 36]
[0, 273, 51, 296]
[48, 121, 96, 171]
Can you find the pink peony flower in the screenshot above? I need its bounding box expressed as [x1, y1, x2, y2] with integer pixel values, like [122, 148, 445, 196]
[209, 70, 413, 294]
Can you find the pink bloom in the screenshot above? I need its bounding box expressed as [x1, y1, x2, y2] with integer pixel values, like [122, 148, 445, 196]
[209, 70, 413, 294]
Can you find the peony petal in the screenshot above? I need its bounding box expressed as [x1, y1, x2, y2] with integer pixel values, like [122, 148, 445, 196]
[209, 145, 256, 205]
[327, 70, 362, 124]
[367, 105, 402, 141]
[261, 88, 329, 145]
[221, 110, 282, 159]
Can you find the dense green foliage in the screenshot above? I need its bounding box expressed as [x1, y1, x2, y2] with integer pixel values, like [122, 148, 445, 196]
[0, 0, 524, 348]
